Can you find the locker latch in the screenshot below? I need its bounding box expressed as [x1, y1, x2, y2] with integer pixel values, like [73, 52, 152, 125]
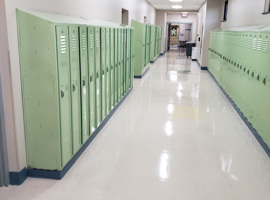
[97, 73, 99, 78]
[73, 84, 76, 92]
[103, 70, 105, 75]
[90, 76, 93, 82]
[107, 68, 109, 72]
[111, 65, 113, 70]
[61, 89, 64, 98]
[83, 80, 86, 86]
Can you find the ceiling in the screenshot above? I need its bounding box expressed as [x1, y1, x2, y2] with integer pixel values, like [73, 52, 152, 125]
[146, 0, 206, 11]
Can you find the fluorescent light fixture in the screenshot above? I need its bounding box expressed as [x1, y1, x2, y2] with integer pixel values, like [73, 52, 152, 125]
[171, 5, 182, 9]
[169, 0, 183, 2]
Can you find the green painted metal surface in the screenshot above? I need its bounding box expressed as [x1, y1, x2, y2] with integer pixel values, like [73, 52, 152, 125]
[88, 26, 97, 133]
[106, 28, 111, 114]
[79, 26, 90, 144]
[131, 20, 147, 77]
[69, 26, 82, 154]
[110, 28, 115, 109]
[17, 9, 134, 171]
[208, 27, 270, 149]
[101, 28, 107, 120]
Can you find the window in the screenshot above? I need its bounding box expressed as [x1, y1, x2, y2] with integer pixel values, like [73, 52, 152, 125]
[223, 0, 228, 21]
[122, 9, 129, 25]
[263, 0, 270, 14]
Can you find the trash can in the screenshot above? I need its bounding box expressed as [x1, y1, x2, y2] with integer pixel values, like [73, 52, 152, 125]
[186, 42, 196, 57]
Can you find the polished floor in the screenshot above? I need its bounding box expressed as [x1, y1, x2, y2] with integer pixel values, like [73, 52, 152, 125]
[1, 50, 270, 200]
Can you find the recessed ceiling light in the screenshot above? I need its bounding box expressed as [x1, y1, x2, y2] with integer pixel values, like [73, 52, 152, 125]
[171, 5, 182, 9]
[169, 0, 183, 2]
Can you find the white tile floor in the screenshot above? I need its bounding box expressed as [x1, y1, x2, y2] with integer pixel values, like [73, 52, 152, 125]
[1, 50, 270, 200]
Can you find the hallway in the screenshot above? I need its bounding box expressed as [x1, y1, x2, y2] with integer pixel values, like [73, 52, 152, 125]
[1, 50, 270, 200]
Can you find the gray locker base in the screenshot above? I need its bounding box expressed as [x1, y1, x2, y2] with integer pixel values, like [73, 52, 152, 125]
[196, 60, 208, 71]
[26, 87, 133, 181]
[208, 71, 270, 157]
[9, 168, 27, 185]
[134, 66, 150, 79]
[150, 55, 160, 63]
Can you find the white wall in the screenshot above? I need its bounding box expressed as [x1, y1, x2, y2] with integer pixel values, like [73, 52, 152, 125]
[196, 2, 207, 65]
[221, 0, 270, 28]
[1, 0, 24, 172]
[156, 10, 167, 53]
[4, 0, 156, 172]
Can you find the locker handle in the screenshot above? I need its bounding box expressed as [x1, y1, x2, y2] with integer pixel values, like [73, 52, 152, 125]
[263, 78, 266, 85]
[107, 67, 109, 72]
[111, 65, 113, 70]
[73, 84, 76, 92]
[83, 80, 86, 86]
[251, 72, 254, 78]
[103, 70, 105, 75]
[257, 75, 260, 81]
[61, 89, 64, 98]
[90, 76, 93, 82]
[96, 73, 99, 78]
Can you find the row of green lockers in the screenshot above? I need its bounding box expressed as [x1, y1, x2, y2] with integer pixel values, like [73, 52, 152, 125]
[17, 10, 136, 170]
[208, 28, 270, 149]
[132, 20, 162, 77]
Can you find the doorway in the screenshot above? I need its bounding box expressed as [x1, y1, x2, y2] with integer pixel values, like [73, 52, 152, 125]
[166, 22, 192, 51]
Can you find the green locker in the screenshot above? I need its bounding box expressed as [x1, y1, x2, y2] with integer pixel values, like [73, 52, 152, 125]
[120, 28, 124, 97]
[110, 28, 115, 109]
[56, 26, 73, 167]
[114, 29, 119, 103]
[95, 27, 102, 126]
[150, 25, 156, 62]
[146, 25, 151, 65]
[123, 29, 127, 94]
[69, 26, 82, 154]
[17, 10, 135, 174]
[106, 28, 111, 114]
[101, 27, 107, 119]
[126, 29, 131, 90]
[87, 26, 96, 132]
[79, 26, 90, 144]
[118, 28, 122, 101]
[130, 29, 134, 87]
[17, 10, 77, 170]
[131, 20, 148, 77]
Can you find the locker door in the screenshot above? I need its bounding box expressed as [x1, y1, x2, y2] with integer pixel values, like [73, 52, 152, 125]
[123, 29, 127, 94]
[95, 27, 102, 126]
[126, 29, 131, 90]
[130, 29, 134, 88]
[88, 26, 97, 132]
[118, 28, 121, 101]
[114, 29, 118, 103]
[110, 28, 115, 109]
[120, 29, 124, 97]
[106, 28, 111, 114]
[101, 27, 107, 120]
[69, 26, 82, 154]
[143, 25, 146, 67]
[56, 26, 72, 167]
[79, 26, 90, 144]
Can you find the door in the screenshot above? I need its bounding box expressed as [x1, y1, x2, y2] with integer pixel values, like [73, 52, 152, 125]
[69, 26, 82, 154]
[106, 28, 111, 114]
[95, 27, 102, 126]
[110, 28, 115, 109]
[56, 26, 73, 167]
[114, 29, 118, 103]
[88, 26, 97, 132]
[101, 27, 107, 120]
[79, 26, 90, 144]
